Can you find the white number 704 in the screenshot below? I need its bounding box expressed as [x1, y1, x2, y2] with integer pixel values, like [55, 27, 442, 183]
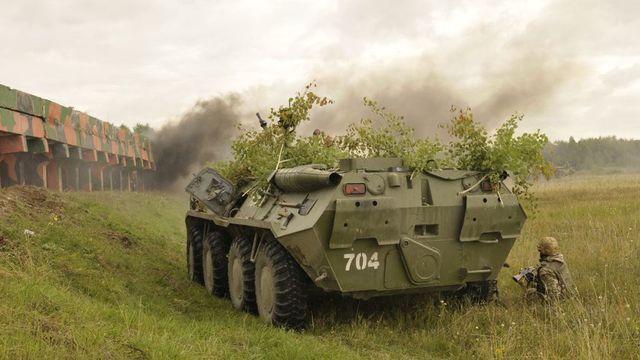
[343, 252, 380, 271]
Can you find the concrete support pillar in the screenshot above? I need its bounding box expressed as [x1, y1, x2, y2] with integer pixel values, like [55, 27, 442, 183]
[8, 139, 51, 187]
[139, 171, 146, 192]
[123, 169, 131, 192]
[90, 151, 109, 191]
[0, 134, 27, 187]
[91, 166, 104, 191]
[117, 167, 124, 191]
[79, 164, 92, 192]
[104, 167, 113, 191]
[0, 154, 20, 187]
[46, 160, 63, 191]
[130, 170, 139, 192]
[45, 143, 69, 192]
[61, 161, 80, 190]
[77, 149, 97, 192]
[90, 163, 111, 191]
[63, 146, 83, 191]
[104, 153, 118, 191]
[0, 155, 4, 188]
[35, 159, 49, 188]
[14, 153, 28, 186]
[17, 159, 25, 185]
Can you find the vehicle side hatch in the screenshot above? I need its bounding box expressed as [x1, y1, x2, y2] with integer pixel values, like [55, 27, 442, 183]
[185, 168, 236, 216]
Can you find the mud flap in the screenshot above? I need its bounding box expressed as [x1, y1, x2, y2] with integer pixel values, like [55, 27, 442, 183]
[458, 193, 526, 281]
[459, 193, 526, 242]
[329, 197, 400, 249]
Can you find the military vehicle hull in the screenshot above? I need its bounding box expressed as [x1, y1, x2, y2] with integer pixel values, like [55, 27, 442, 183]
[185, 158, 527, 328]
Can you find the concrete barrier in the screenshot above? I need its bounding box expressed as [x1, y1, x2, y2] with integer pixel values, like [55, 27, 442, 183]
[0, 84, 155, 191]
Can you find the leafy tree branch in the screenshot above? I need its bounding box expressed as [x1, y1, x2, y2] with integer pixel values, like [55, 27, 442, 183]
[211, 84, 553, 207]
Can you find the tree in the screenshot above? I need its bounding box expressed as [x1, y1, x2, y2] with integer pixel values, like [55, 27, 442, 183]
[133, 123, 155, 137]
[445, 107, 554, 207]
[338, 98, 443, 173]
[213, 84, 553, 207]
[212, 82, 339, 197]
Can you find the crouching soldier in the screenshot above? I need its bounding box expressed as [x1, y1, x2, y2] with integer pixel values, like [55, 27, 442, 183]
[523, 237, 577, 301]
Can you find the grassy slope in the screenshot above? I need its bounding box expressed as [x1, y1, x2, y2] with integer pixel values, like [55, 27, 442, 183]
[0, 176, 639, 359]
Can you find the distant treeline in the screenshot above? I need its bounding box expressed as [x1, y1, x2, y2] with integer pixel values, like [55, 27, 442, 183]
[545, 136, 640, 170]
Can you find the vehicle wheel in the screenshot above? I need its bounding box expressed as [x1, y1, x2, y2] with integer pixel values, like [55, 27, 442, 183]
[255, 238, 308, 330]
[462, 280, 499, 304]
[202, 231, 230, 297]
[187, 226, 204, 284]
[227, 235, 257, 313]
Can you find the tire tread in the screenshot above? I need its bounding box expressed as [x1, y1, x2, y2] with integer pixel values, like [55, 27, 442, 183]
[187, 226, 204, 284]
[229, 235, 257, 313]
[257, 239, 308, 329]
[203, 231, 230, 297]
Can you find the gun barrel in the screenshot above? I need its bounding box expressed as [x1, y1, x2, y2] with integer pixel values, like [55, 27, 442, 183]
[273, 167, 342, 192]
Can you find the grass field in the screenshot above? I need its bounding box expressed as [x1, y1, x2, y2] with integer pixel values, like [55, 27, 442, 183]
[0, 175, 638, 359]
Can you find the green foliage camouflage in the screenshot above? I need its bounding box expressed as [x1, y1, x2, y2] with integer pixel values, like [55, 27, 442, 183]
[444, 107, 554, 206]
[340, 98, 444, 173]
[212, 83, 343, 196]
[212, 83, 553, 203]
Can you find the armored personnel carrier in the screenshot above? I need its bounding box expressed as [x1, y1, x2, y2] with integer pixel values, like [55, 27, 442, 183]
[185, 158, 527, 329]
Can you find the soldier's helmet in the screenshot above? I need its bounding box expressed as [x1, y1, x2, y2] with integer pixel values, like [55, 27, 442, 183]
[537, 236, 560, 256]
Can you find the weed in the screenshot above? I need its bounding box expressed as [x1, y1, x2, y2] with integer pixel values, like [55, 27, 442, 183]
[0, 175, 639, 359]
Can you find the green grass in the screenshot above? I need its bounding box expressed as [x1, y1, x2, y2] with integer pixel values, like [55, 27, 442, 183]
[0, 176, 639, 359]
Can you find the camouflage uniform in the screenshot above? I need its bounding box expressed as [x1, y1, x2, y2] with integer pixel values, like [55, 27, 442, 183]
[526, 237, 577, 301]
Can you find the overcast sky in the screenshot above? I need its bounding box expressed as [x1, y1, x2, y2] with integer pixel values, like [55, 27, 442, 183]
[1, 0, 639, 140]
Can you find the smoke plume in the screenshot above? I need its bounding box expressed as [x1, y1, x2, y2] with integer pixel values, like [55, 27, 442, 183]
[299, 55, 582, 141]
[149, 1, 594, 189]
[151, 94, 241, 189]
[150, 50, 583, 190]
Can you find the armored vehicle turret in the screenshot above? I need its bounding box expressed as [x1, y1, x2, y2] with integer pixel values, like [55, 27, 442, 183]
[185, 158, 527, 329]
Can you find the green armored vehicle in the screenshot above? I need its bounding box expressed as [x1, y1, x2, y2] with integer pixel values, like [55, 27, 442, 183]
[185, 158, 527, 329]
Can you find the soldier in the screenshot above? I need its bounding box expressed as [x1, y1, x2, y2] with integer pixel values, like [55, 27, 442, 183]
[526, 237, 577, 301]
[312, 128, 334, 146]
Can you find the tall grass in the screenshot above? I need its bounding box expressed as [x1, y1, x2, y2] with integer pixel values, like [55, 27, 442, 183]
[0, 175, 638, 359]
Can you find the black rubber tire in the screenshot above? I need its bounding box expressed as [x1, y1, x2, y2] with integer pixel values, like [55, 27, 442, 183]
[461, 280, 499, 304]
[187, 226, 204, 284]
[227, 235, 257, 313]
[255, 239, 308, 330]
[202, 231, 230, 297]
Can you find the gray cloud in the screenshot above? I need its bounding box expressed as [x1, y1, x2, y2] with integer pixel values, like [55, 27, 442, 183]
[601, 63, 640, 88]
[302, 2, 589, 138]
[0, 0, 638, 144]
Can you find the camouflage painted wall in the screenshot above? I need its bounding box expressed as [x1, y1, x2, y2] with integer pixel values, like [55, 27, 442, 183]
[0, 83, 155, 190]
